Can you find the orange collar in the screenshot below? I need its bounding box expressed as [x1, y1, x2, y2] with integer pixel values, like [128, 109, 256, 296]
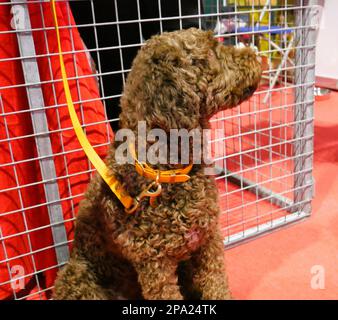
[118, 143, 193, 214]
[135, 161, 193, 183]
[129, 143, 193, 184]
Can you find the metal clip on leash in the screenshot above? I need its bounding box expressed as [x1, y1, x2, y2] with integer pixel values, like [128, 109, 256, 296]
[125, 172, 162, 214]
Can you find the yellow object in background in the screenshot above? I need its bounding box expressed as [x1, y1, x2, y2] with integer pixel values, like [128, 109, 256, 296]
[227, 0, 278, 6]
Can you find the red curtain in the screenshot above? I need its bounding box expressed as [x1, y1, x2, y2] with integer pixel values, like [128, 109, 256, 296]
[0, 1, 113, 299]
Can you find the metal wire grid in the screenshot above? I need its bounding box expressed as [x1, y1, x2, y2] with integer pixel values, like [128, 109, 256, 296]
[0, 0, 317, 300]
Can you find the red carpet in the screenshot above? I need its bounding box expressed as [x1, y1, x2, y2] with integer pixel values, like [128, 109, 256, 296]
[225, 91, 338, 300]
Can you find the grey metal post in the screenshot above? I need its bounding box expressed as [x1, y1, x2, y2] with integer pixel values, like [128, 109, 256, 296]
[11, 0, 69, 265]
[293, 0, 318, 214]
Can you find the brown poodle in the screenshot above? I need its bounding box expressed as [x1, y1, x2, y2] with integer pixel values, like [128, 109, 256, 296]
[53, 28, 261, 300]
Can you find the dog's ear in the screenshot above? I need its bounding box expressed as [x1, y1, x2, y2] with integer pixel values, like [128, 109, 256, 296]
[141, 43, 201, 131]
[150, 42, 187, 66]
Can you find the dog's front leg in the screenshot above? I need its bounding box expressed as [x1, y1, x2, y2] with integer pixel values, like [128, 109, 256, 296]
[191, 230, 232, 300]
[134, 258, 183, 300]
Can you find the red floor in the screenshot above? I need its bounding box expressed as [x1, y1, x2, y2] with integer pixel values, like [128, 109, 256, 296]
[226, 91, 338, 300]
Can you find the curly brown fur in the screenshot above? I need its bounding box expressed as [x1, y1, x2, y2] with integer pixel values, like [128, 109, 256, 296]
[53, 28, 261, 300]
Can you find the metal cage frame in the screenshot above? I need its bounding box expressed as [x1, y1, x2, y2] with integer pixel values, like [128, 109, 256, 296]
[0, 0, 319, 299]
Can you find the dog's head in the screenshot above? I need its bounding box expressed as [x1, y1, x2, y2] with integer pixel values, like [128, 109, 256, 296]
[205, 38, 262, 117]
[120, 28, 261, 131]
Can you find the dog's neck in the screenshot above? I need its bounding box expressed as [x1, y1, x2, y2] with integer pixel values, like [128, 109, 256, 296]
[104, 119, 216, 201]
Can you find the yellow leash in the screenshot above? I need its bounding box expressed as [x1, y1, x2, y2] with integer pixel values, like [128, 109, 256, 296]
[50, 0, 134, 210]
[50, 0, 193, 213]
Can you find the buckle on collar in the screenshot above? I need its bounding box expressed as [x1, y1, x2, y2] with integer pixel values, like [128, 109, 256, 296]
[124, 143, 193, 213]
[125, 180, 162, 214]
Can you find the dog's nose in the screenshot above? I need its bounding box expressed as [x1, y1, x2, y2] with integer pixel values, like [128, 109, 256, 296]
[243, 85, 257, 99]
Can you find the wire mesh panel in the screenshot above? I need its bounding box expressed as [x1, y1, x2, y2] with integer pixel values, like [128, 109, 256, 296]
[0, 0, 318, 299]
